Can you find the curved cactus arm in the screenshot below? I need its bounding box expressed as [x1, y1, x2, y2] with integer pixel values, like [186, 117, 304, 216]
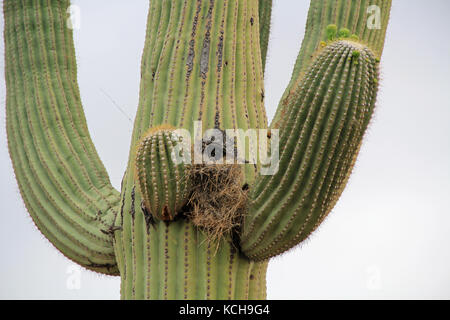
[4, 0, 121, 274]
[240, 0, 391, 261]
[258, 0, 272, 73]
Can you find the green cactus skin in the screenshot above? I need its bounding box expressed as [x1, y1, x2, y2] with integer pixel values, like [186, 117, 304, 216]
[241, 40, 379, 260]
[3, 0, 391, 299]
[258, 0, 272, 73]
[3, 0, 120, 275]
[135, 126, 191, 221]
[271, 0, 392, 128]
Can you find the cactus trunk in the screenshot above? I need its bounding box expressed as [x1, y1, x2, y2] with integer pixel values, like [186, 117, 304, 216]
[115, 219, 267, 299]
[113, 0, 268, 299]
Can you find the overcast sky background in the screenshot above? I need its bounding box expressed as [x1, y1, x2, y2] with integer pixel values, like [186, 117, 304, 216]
[1, 0, 449, 299]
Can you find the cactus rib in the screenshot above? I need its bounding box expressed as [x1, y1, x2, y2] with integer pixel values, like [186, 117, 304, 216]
[258, 0, 272, 73]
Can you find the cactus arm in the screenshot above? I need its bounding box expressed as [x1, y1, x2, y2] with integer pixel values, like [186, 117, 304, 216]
[241, 0, 391, 261]
[271, 0, 391, 128]
[258, 0, 272, 73]
[4, 0, 120, 274]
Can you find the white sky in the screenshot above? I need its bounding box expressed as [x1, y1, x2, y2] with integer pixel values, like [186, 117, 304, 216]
[1, 0, 449, 299]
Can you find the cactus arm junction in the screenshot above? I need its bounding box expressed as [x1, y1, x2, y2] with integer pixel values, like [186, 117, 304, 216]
[3, 0, 121, 275]
[241, 0, 392, 261]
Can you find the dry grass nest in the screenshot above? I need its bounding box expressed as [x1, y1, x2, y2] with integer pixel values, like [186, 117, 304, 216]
[186, 163, 248, 247]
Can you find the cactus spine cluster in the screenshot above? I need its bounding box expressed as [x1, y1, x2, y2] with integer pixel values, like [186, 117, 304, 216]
[3, 0, 391, 299]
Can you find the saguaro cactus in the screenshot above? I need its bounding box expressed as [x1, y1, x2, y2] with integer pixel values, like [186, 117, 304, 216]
[3, 0, 391, 299]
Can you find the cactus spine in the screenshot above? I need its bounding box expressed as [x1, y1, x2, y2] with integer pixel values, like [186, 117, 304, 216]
[3, 0, 391, 299]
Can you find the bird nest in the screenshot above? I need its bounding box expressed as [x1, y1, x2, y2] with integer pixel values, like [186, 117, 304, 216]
[187, 163, 248, 247]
